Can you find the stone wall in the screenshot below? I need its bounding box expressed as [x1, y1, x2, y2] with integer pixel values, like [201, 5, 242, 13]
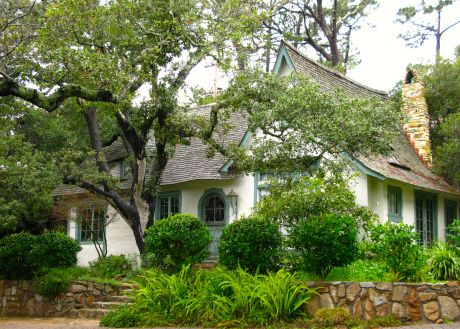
[0, 280, 129, 317]
[307, 281, 460, 324]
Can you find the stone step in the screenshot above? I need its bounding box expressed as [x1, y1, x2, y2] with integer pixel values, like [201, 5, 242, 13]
[78, 308, 109, 319]
[91, 301, 132, 309]
[100, 295, 132, 303]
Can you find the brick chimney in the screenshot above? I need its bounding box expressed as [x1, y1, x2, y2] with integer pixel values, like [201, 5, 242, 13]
[401, 69, 432, 168]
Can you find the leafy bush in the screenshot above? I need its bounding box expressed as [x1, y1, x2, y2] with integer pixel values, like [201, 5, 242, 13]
[326, 259, 388, 282]
[218, 215, 283, 274]
[143, 214, 212, 272]
[30, 232, 81, 269]
[102, 266, 316, 327]
[34, 267, 73, 297]
[290, 214, 358, 278]
[0, 232, 81, 279]
[90, 255, 136, 279]
[369, 222, 424, 281]
[0, 232, 37, 279]
[447, 219, 460, 252]
[427, 242, 460, 280]
[255, 175, 377, 232]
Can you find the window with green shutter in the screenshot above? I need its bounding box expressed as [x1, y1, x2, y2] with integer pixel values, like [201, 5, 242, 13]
[387, 185, 403, 222]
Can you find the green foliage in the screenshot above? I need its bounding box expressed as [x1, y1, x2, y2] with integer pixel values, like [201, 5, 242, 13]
[0, 232, 37, 279]
[30, 232, 81, 270]
[427, 242, 460, 281]
[0, 232, 81, 279]
[369, 222, 424, 281]
[100, 304, 167, 328]
[34, 268, 73, 298]
[310, 307, 401, 329]
[433, 113, 460, 183]
[218, 215, 283, 274]
[290, 214, 359, 279]
[89, 255, 136, 279]
[311, 307, 351, 327]
[447, 219, 460, 251]
[103, 266, 315, 327]
[255, 175, 377, 231]
[222, 71, 398, 175]
[423, 57, 460, 183]
[0, 132, 60, 237]
[143, 214, 212, 272]
[326, 259, 388, 282]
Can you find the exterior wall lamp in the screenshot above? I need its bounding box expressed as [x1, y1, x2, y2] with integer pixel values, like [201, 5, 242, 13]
[227, 189, 239, 220]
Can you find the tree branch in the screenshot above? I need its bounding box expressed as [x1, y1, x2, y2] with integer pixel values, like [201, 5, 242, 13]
[0, 74, 119, 112]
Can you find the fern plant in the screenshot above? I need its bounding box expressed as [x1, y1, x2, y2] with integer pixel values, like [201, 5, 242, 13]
[428, 242, 460, 281]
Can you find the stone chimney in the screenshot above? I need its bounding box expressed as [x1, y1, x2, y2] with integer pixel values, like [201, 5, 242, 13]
[401, 69, 432, 168]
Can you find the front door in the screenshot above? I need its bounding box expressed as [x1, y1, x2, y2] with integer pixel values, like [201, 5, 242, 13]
[415, 192, 437, 247]
[199, 190, 228, 259]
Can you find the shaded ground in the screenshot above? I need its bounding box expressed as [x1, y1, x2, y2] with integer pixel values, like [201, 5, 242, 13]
[1, 317, 460, 329]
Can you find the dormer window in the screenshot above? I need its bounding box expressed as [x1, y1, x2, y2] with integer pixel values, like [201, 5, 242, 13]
[120, 160, 130, 180]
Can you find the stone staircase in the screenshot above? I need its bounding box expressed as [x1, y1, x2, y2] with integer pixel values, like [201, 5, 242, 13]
[71, 285, 134, 319]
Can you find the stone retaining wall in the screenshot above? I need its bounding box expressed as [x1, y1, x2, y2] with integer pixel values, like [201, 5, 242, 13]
[307, 281, 460, 323]
[2, 279, 460, 323]
[0, 280, 128, 317]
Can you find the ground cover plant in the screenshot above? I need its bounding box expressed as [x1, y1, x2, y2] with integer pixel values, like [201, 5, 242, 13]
[100, 266, 316, 327]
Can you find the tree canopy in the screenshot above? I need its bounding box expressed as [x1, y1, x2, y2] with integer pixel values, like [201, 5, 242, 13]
[0, 0, 400, 253]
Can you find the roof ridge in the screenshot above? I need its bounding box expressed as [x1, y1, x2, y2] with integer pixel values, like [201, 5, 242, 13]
[280, 40, 388, 97]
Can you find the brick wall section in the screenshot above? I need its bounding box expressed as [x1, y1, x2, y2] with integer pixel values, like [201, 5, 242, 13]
[0, 280, 129, 317]
[307, 281, 460, 323]
[401, 77, 432, 167]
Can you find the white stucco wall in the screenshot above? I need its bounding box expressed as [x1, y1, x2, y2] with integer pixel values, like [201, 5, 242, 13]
[69, 174, 256, 265]
[363, 176, 460, 241]
[160, 174, 255, 222]
[68, 205, 141, 266]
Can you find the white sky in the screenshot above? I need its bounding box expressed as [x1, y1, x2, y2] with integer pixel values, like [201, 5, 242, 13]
[184, 0, 460, 96]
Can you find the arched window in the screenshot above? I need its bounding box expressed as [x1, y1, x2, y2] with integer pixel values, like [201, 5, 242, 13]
[203, 194, 226, 223]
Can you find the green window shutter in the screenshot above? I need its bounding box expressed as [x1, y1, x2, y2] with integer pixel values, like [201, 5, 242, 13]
[388, 185, 403, 222]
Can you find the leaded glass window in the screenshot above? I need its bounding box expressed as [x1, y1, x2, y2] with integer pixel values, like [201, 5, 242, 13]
[80, 208, 105, 242]
[203, 194, 225, 223]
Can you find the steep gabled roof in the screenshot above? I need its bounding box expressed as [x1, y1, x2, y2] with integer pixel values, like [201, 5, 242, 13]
[275, 41, 458, 195]
[279, 41, 389, 99]
[160, 106, 249, 185]
[53, 105, 249, 196]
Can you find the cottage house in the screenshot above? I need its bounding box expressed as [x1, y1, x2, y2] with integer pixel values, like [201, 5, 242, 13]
[54, 41, 460, 265]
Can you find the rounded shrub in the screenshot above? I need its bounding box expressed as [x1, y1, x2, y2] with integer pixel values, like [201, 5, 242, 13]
[218, 215, 283, 274]
[369, 222, 424, 281]
[143, 214, 212, 272]
[0, 232, 81, 279]
[0, 232, 37, 279]
[289, 214, 358, 279]
[31, 232, 81, 269]
[90, 255, 135, 279]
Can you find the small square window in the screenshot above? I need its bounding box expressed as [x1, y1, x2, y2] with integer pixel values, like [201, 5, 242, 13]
[156, 192, 181, 220]
[388, 186, 403, 222]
